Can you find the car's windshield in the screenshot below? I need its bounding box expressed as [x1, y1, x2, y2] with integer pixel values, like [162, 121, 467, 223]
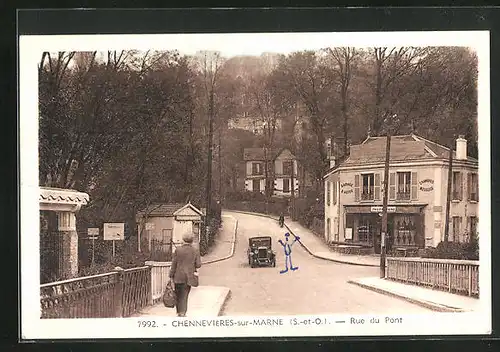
[250, 238, 271, 247]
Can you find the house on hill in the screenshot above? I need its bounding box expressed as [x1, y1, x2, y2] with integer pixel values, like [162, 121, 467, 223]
[323, 134, 478, 253]
[243, 147, 299, 197]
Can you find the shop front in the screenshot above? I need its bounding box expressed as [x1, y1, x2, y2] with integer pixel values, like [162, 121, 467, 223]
[344, 205, 426, 254]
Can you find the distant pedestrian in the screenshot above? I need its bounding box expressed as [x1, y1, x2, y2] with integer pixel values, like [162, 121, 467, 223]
[278, 213, 284, 227]
[169, 232, 201, 317]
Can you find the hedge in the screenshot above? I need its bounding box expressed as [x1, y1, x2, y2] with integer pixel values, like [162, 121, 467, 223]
[422, 236, 479, 260]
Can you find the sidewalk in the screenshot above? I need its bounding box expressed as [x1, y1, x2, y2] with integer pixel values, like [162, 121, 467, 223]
[202, 213, 238, 264]
[135, 286, 231, 317]
[283, 218, 380, 267]
[135, 214, 236, 318]
[226, 209, 380, 267]
[348, 277, 480, 312]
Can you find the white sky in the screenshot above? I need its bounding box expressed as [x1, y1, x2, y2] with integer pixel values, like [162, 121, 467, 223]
[25, 32, 485, 58]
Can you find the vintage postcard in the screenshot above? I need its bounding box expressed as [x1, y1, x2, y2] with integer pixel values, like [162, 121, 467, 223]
[19, 30, 491, 339]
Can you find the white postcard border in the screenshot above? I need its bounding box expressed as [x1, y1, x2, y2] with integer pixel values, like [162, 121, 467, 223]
[19, 31, 492, 339]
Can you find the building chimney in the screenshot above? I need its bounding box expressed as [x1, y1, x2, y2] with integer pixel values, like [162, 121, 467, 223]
[456, 135, 467, 160]
[326, 137, 336, 168]
[329, 156, 336, 168]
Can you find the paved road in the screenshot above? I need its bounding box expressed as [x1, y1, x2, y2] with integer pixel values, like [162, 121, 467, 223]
[199, 212, 430, 316]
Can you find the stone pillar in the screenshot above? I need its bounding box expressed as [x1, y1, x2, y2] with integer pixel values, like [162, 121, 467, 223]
[57, 211, 78, 279]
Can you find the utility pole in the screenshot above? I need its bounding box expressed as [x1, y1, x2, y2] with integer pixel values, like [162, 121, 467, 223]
[205, 90, 214, 247]
[380, 134, 391, 279]
[444, 141, 453, 242]
[218, 129, 222, 204]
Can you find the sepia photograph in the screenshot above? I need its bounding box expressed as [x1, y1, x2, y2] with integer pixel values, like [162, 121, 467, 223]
[20, 30, 491, 339]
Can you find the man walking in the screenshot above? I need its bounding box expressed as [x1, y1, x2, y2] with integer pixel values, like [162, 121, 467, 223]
[169, 232, 201, 317]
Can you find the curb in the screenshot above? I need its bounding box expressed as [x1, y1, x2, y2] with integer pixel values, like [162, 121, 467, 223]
[225, 209, 378, 267]
[217, 289, 232, 316]
[347, 279, 466, 313]
[202, 215, 238, 265]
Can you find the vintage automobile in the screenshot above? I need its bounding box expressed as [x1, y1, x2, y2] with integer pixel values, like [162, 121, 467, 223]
[247, 236, 276, 268]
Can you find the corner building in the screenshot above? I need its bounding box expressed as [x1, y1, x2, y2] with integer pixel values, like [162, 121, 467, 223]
[323, 134, 478, 253]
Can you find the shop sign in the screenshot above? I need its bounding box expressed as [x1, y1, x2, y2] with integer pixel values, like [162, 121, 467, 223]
[371, 206, 395, 213]
[340, 182, 353, 194]
[345, 228, 353, 240]
[419, 178, 434, 192]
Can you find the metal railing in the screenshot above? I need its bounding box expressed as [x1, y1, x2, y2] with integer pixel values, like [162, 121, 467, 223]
[145, 261, 171, 304]
[386, 257, 479, 297]
[396, 191, 410, 200]
[40, 266, 151, 318]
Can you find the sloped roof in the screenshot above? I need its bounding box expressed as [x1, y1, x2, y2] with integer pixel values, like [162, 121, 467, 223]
[342, 134, 477, 165]
[137, 203, 185, 217]
[39, 187, 89, 205]
[173, 202, 203, 216]
[243, 148, 267, 161]
[243, 147, 296, 161]
[137, 203, 207, 218]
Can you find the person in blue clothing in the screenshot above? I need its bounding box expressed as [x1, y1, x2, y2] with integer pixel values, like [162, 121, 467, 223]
[278, 232, 299, 274]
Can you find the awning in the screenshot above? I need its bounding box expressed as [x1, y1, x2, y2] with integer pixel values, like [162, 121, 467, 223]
[344, 204, 426, 214]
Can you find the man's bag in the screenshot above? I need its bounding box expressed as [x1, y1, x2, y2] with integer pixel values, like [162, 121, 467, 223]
[162, 280, 176, 308]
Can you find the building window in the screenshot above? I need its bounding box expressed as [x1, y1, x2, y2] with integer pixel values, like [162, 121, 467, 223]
[283, 161, 293, 176]
[252, 179, 261, 192]
[252, 162, 262, 175]
[357, 215, 374, 244]
[468, 173, 478, 201]
[452, 216, 462, 242]
[357, 225, 370, 243]
[394, 216, 416, 246]
[283, 179, 290, 193]
[397, 172, 411, 200]
[326, 181, 331, 206]
[361, 174, 374, 200]
[327, 218, 331, 239]
[452, 171, 463, 200]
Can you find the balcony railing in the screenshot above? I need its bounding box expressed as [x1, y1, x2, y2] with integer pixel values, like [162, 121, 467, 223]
[396, 191, 410, 200]
[361, 186, 374, 200]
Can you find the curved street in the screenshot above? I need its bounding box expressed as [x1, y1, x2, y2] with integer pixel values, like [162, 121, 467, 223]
[199, 211, 430, 316]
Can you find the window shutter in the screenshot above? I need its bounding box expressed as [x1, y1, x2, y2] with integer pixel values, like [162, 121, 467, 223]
[467, 173, 472, 201]
[326, 182, 331, 206]
[374, 173, 381, 200]
[411, 171, 418, 200]
[333, 181, 337, 205]
[476, 174, 479, 201]
[458, 172, 463, 200]
[459, 217, 463, 241]
[354, 174, 360, 201]
[389, 172, 396, 200]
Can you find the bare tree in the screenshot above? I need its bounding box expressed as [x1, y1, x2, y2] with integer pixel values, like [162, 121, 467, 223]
[326, 47, 358, 155]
